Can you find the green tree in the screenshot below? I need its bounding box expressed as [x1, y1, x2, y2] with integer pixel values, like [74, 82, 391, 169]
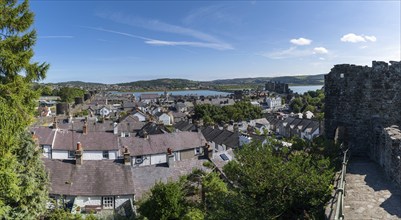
[0, 0, 49, 218]
[44, 208, 83, 220]
[138, 181, 186, 220]
[223, 139, 335, 219]
[182, 208, 204, 220]
[53, 87, 85, 103]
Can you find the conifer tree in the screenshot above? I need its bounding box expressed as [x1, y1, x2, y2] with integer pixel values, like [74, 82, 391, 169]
[0, 0, 49, 218]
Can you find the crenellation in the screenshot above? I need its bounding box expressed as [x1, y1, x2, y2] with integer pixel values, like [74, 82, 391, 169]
[325, 60, 401, 186]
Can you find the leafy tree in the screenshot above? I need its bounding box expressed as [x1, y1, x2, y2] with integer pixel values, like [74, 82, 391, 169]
[223, 139, 335, 219]
[0, 0, 50, 218]
[194, 101, 262, 124]
[138, 138, 338, 220]
[182, 208, 204, 220]
[53, 87, 85, 103]
[43, 208, 84, 220]
[138, 181, 186, 220]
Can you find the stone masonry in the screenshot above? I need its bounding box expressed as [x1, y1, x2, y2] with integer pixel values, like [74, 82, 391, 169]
[325, 61, 401, 183]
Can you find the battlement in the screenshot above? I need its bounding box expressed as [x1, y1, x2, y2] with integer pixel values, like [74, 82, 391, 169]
[324, 60, 401, 156]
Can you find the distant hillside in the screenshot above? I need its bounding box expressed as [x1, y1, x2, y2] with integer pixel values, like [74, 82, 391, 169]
[49, 81, 105, 86]
[49, 74, 325, 88]
[118, 78, 200, 88]
[210, 74, 325, 86]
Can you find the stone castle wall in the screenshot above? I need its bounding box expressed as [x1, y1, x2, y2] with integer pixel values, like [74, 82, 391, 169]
[325, 61, 401, 156]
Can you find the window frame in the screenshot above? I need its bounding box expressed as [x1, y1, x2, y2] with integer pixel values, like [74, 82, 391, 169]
[102, 196, 114, 209]
[68, 151, 75, 158]
[102, 150, 109, 159]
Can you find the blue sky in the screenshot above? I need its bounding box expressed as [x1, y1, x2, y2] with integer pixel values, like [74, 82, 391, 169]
[30, 1, 400, 84]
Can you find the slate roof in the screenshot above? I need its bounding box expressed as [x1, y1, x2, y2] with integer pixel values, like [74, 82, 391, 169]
[140, 94, 159, 100]
[137, 122, 168, 137]
[175, 102, 186, 108]
[303, 120, 320, 133]
[33, 127, 56, 145]
[122, 101, 136, 109]
[120, 131, 206, 156]
[254, 118, 270, 125]
[289, 118, 302, 129]
[282, 117, 295, 128]
[53, 129, 118, 151]
[173, 121, 197, 132]
[201, 127, 239, 148]
[296, 119, 312, 131]
[171, 111, 187, 118]
[57, 119, 114, 133]
[44, 159, 135, 196]
[117, 115, 146, 132]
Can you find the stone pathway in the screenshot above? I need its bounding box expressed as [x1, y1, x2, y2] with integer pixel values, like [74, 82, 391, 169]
[343, 158, 401, 219]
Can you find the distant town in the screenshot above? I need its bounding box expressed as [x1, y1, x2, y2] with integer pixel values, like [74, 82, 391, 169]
[34, 78, 324, 218]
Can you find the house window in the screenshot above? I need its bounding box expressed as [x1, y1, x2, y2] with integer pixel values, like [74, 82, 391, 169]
[103, 151, 109, 159]
[102, 197, 114, 209]
[135, 156, 143, 164]
[68, 151, 75, 158]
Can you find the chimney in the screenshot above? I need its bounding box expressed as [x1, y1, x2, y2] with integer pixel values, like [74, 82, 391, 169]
[143, 131, 148, 139]
[233, 123, 239, 132]
[223, 123, 228, 130]
[83, 121, 88, 135]
[68, 114, 72, 123]
[123, 147, 131, 166]
[203, 143, 213, 159]
[75, 142, 83, 165]
[166, 148, 174, 167]
[113, 122, 118, 135]
[53, 117, 58, 129]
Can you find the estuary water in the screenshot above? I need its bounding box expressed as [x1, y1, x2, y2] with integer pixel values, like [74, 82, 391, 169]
[111, 86, 323, 98]
[289, 85, 323, 94]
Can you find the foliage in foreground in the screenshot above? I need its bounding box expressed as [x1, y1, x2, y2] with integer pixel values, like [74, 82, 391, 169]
[137, 137, 340, 220]
[0, 0, 50, 218]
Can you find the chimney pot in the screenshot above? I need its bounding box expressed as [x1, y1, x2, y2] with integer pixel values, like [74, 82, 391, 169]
[53, 117, 58, 129]
[83, 122, 88, 134]
[75, 142, 83, 165]
[123, 147, 131, 166]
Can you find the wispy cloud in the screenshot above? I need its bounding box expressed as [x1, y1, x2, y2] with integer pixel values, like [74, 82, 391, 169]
[145, 40, 231, 50]
[38, 35, 74, 39]
[340, 33, 377, 43]
[82, 26, 231, 50]
[290, 37, 312, 46]
[261, 46, 329, 59]
[96, 12, 233, 50]
[313, 47, 328, 54]
[183, 5, 241, 26]
[261, 47, 312, 59]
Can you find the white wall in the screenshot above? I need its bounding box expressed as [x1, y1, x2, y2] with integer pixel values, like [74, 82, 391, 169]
[83, 151, 103, 160]
[133, 155, 151, 166]
[151, 153, 167, 165]
[174, 151, 181, 161]
[42, 145, 51, 158]
[159, 114, 171, 125]
[133, 113, 146, 122]
[52, 150, 70, 160]
[115, 196, 133, 209]
[73, 196, 102, 213]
